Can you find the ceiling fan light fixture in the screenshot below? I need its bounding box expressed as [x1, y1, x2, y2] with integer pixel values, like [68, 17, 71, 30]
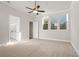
[26, 1, 45, 15]
[33, 10, 38, 13]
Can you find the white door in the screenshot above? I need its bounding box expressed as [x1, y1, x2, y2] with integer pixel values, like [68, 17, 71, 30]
[33, 21, 39, 39]
[9, 15, 21, 42]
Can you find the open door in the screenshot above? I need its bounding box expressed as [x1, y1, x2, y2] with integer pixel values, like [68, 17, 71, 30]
[29, 21, 33, 39]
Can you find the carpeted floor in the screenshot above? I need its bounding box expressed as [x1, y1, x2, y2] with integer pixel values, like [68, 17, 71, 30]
[0, 39, 78, 57]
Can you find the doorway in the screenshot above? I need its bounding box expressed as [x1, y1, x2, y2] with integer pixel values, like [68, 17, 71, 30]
[29, 21, 39, 39]
[9, 15, 21, 42]
[29, 21, 33, 39]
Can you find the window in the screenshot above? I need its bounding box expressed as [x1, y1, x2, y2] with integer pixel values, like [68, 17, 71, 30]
[42, 13, 68, 30]
[50, 14, 67, 30]
[50, 16, 57, 30]
[59, 15, 66, 29]
[42, 16, 49, 30]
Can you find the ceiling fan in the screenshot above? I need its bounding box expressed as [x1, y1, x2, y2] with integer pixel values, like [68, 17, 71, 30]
[25, 1, 45, 15]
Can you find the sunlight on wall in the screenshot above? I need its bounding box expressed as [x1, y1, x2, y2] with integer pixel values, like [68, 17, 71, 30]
[6, 41, 16, 46]
[66, 13, 69, 22]
[16, 32, 21, 41]
[42, 16, 49, 25]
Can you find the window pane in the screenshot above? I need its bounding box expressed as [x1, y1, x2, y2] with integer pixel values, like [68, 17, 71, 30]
[42, 16, 48, 30]
[59, 15, 66, 29]
[50, 16, 57, 30]
[43, 20, 48, 30]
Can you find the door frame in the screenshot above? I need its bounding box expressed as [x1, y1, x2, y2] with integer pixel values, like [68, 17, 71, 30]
[29, 21, 39, 39]
[9, 15, 21, 42]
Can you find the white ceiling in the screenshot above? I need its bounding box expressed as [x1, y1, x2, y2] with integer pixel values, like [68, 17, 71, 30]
[1, 1, 72, 15]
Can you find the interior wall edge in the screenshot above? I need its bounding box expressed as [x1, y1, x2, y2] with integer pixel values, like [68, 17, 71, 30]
[71, 41, 79, 56]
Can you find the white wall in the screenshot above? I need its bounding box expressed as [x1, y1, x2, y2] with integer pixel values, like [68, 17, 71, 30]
[0, 3, 33, 44]
[70, 2, 79, 55]
[34, 11, 71, 42]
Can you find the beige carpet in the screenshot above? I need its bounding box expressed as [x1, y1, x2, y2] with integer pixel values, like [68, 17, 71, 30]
[0, 39, 78, 57]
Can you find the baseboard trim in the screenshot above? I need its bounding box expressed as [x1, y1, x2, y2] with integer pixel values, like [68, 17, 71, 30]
[37, 38, 71, 43]
[49, 38, 70, 43]
[71, 41, 79, 56]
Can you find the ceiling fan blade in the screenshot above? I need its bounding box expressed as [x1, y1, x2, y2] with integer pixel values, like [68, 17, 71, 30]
[26, 1, 45, 14]
[28, 11, 33, 13]
[37, 10, 45, 12]
[26, 7, 33, 10]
